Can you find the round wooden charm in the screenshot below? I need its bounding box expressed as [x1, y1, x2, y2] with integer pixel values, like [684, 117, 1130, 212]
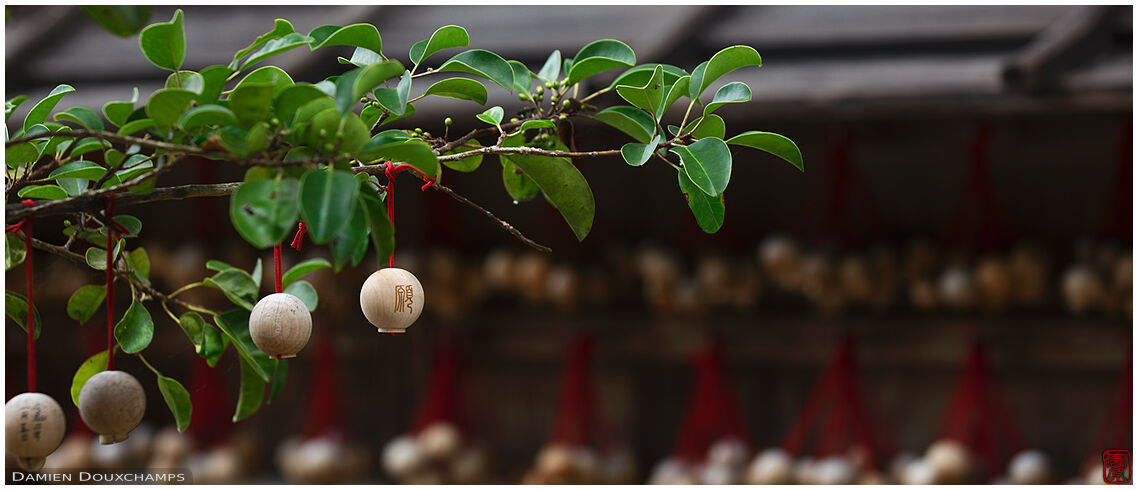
[249, 293, 312, 358]
[5, 392, 66, 471]
[382, 435, 426, 478]
[360, 268, 425, 333]
[418, 421, 461, 461]
[1008, 449, 1051, 485]
[926, 439, 970, 484]
[78, 370, 146, 445]
[746, 448, 792, 485]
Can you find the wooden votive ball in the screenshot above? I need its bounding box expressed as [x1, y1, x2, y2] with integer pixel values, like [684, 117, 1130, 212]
[5, 392, 66, 471]
[78, 370, 146, 445]
[360, 268, 425, 333]
[249, 293, 312, 358]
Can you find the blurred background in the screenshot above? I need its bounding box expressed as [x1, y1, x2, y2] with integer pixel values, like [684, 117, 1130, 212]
[5, 4, 1133, 485]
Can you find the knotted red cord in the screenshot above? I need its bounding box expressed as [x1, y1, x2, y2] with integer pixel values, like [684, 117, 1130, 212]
[103, 195, 129, 371]
[382, 161, 436, 268]
[290, 222, 308, 251]
[273, 243, 283, 294]
[6, 200, 37, 391]
[411, 330, 466, 434]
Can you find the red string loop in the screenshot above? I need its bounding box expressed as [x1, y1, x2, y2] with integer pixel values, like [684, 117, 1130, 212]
[381, 161, 435, 269]
[273, 243, 283, 294]
[14, 200, 37, 391]
[104, 195, 123, 371]
[290, 222, 308, 251]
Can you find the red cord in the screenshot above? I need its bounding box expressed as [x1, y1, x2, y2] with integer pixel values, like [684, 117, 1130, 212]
[273, 242, 283, 294]
[290, 222, 308, 251]
[382, 161, 436, 268]
[9, 200, 37, 391]
[103, 196, 128, 371]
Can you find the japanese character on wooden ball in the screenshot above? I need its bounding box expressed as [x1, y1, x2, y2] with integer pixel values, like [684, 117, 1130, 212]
[249, 293, 312, 358]
[360, 268, 424, 333]
[78, 370, 146, 445]
[5, 392, 66, 471]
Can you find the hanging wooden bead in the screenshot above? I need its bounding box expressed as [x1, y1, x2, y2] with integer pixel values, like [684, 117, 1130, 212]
[925, 439, 971, 484]
[249, 293, 312, 358]
[746, 448, 792, 485]
[1008, 449, 1051, 485]
[78, 370, 146, 444]
[360, 268, 425, 333]
[5, 392, 66, 471]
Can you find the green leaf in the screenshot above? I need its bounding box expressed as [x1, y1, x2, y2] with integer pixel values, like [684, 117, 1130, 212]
[6, 233, 26, 271]
[102, 87, 138, 127]
[66, 285, 106, 324]
[304, 109, 369, 154]
[269, 361, 288, 403]
[138, 9, 186, 71]
[197, 65, 233, 105]
[155, 375, 192, 432]
[165, 70, 204, 93]
[273, 84, 329, 121]
[519, 120, 556, 131]
[509, 153, 595, 241]
[373, 70, 412, 116]
[241, 33, 311, 71]
[24, 84, 75, 132]
[180, 312, 225, 366]
[684, 114, 726, 140]
[609, 63, 687, 90]
[501, 158, 539, 202]
[423, 78, 487, 105]
[6, 142, 39, 166]
[117, 118, 155, 136]
[566, 39, 636, 86]
[299, 169, 361, 244]
[6, 95, 28, 122]
[48, 160, 105, 180]
[281, 258, 332, 290]
[230, 19, 295, 70]
[114, 300, 154, 354]
[145, 88, 195, 133]
[234, 355, 266, 422]
[54, 107, 104, 131]
[670, 137, 733, 197]
[360, 190, 394, 268]
[615, 64, 665, 117]
[125, 247, 151, 285]
[82, 5, 150, 37]
[437, 49, 514, 92]
[357, 137, 439, 178]
[620, 134, 661, 167]
[308, 23, 382, 53]
[283, 280, 318, 312]
[509, 60, 532, 94]
[703, 81, 751, 116]
[68, 137, 111, 158]
[725, 131, 804, 172]
[203, 269, 259, 311]
[5, 291, 42, 339]
[410, 25, 469, 65]
[212, 309, 272, 381]
[179, 105, 238, 130]
[678, 170, 725, 233]
[334, 61, 405, 115]
[536, 50, 562, 83]
[328, 200, 367, 272]
[17, 185, 67, 200]
[477, 106, 504, 127]
[591, 106, 655, 143]
[236, 66, 295, 98]
[228, 83, 274, 129]
[689, 45, 761, 100]
[229, 177, 301, 249]
[70, 350, 108, 406]
[339, 47, 384, 67]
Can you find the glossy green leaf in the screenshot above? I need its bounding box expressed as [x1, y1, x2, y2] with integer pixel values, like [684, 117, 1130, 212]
[155, 375, 192, 432]
[24, 84, 75, 132]
[145, 88, 195, 133]
[477, 106, 504, 127]
[333, 61, 405, 115]
[357, 138, 439, 177]
[125, 247, 151, 285]
[360, 190, 394, 268]
[679, 170, 725, 233]
[165, 71, 203, 94]
[234, 355, 266, 422]
[281, 258, 332, 289]
[303, 108, 369, 155]
[6, 95, 28, 122]
[212, 309, 272, 381]
[519, 120, 556, 131]
[114, 300, 154, 354]
[725, 131, 804, 171]
[501, 158, 539, 202]
[536, 50, 562, 83]
[197, 65, 232, 105]
[54, 107, 104, 131]
[70, 350, 108, 406]
[689, 45, 761, 100]
[299, 169, 360, 244]
[283, 279, 318, 312]
[703, 81, 751, 115]
[269, 361, 288, 403]
[410, 25, 469, 65]
[670, 137, 732, 197]
[591, 106, 655, 143]
[49, 160, 105, 180]
[442, 141, 483, 173]
[5, 291, 42, 339]
[117, 118, 155, 136]
[328, 199, 367, 272]
[308, 23, 382, 53]
[567, 39, 636, 86]
[204, 269, 258, 311]
[236, 66, 294, 99]
[6, 142, 39, 166]
[230, 19, 295, 69]
[615, 64, 665, 116]
[241, 32, 311, 71]
[17, 185, 67, 200]
[228, 83, 274, 129]
[374, 70, 412, 116]
[102, 87, 138, 127]
[68, 137, 111, 158]
[229, 177, 300, 249]
[179, 105, 238, 130]
[684, 114, 726, 140]
[509, 153, 596, 241]
[66, 285, 106, 324]
[138, 9, 186, 71]
[339, 47, 383, 67]
[423, 78, 487, 105]
[6, 233, 26, 271]
[273, 84, 329, 121]
[509, 60, 532, 94]
[609, 63, 687, 90]
[620, 134, 661, 167]
[437, 49, 514, 91]
[82, 5, 150, 37]
[179, 312, 226, 366]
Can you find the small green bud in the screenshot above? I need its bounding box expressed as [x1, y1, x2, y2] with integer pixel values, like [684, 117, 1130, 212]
[318, 129, 328, 137]
[335, 130, 344, 138]
[545, 82, 554, 89]
[360, 96, 369, 103]
[535, 85, 544, 95]
[323, 143, 335, 152]
[518, 93, 529, 101]
[444, 117, 453, 126]
[509, 117, 519, 123]
[270, 117, 281, 126]
[414, 128, 423, 134]
[561, 99, 571, 109]
[559, 114, 567, 120]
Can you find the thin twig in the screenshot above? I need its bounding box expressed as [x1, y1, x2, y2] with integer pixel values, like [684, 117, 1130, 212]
[437, 145, 620, 162]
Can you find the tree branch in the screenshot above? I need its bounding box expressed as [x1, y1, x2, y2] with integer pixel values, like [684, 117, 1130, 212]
[437, 145, 620, 162]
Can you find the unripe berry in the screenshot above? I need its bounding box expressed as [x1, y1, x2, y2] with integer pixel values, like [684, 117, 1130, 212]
[519, 93, 529, 101]
[444, 117, 453, 126]
[561, 99, 571, 109]
[535, 85, 544, 95]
